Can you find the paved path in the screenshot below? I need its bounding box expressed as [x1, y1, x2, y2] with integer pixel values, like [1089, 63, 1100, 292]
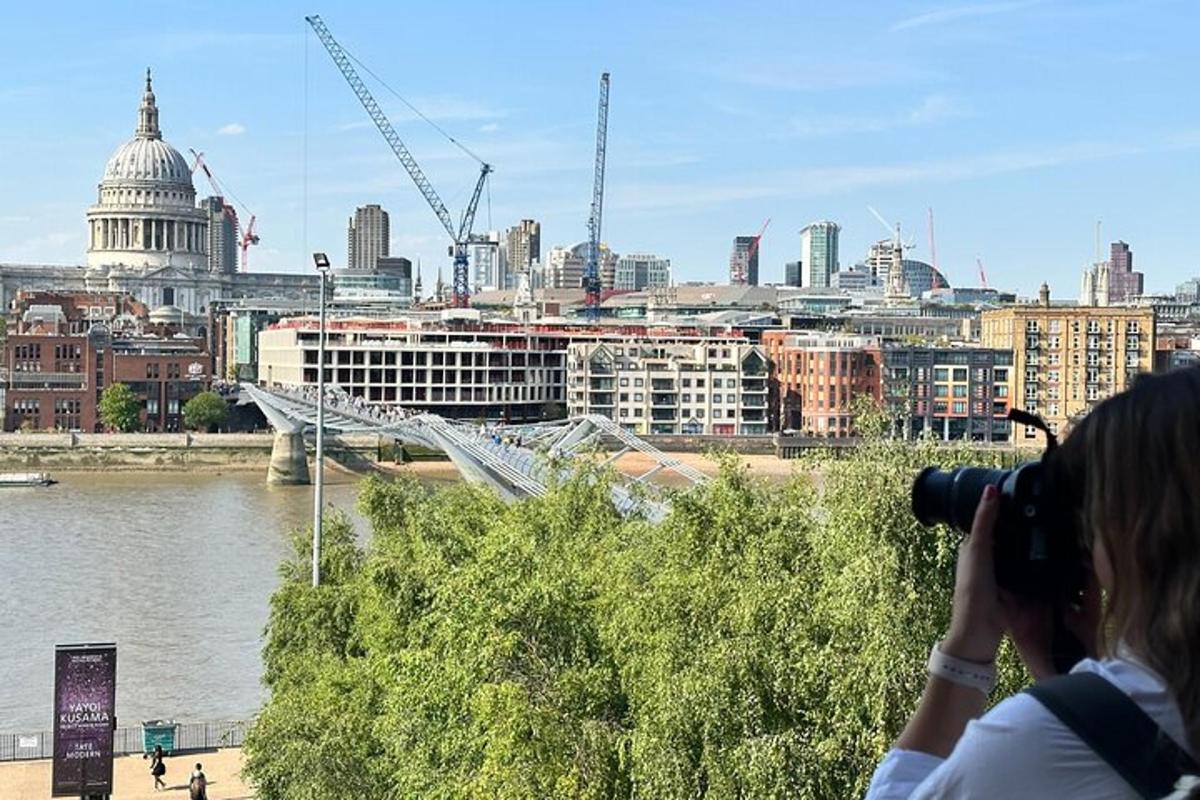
[0, 748, 252, 799]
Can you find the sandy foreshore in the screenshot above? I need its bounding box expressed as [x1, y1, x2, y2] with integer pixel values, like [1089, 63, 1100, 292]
[0, 748, 251, 799]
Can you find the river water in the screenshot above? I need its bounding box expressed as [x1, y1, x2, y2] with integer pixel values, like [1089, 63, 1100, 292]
[0, 470, 415, 732]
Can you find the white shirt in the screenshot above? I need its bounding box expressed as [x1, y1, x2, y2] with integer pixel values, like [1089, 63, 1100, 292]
[865, 656, 1192, 799]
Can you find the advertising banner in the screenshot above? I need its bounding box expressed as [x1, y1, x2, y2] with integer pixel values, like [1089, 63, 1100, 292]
[51, 643, 116, 797]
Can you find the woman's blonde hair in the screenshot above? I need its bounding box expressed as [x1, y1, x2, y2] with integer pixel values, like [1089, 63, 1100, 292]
[1059, 365, 1200, 755]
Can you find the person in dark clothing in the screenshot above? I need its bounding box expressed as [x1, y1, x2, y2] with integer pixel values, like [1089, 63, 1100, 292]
[189, 762, 208, 800]
[145, 744, 167, 790]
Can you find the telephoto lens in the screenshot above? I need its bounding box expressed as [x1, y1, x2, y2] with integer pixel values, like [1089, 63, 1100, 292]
[911, 466, 1011, 534]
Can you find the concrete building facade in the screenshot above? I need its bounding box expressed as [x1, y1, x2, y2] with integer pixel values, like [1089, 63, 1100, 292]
[729, 235, 760, 286]
[202, 196, 239, 275]
[567, 339, 769, 435]
[505, 220, 541, 282]
[981, 285, 1155, 438]
[347, 204, 390, 271]
[615, 254, 671, 291]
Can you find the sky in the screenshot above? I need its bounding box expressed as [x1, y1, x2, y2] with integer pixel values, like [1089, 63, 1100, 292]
[0, 0, 1198, 297]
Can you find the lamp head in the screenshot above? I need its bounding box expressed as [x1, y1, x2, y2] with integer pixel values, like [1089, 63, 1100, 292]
[312, 252, 331, 271]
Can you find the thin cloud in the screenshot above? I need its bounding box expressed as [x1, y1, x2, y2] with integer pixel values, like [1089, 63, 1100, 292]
[217, 123, 246, 136]
[479, 123, 500, 133]
[891, 0, 1040, 32]
[790, 94, 968, 138]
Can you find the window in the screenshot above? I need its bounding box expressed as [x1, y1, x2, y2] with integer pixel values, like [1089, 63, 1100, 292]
[619, 378, 628, 387]
[952, 368, 968, 382]
[682, 378, 691, 387]
[713, 378, 723, 388]
[995, 385, 1009, 398]
[619, 409, 628, 417]
[935, 385, 949, 398]
[681, 393, 691, 403]
[952, 401, 967, 414]
[619, 393, 628, 402]
[713, 409, 722, 418]
[952, 385, 967, 398]
[934, 368, 949, 381]
[1025, 368, 1038, 383]
[696, 379, 705, 388]
[634, 393, 644, 402]
[634, 408, 643, 417]
[697, 409, 705, 418]
[634, 378, 644, 387]
[994, 368, 1008, 383]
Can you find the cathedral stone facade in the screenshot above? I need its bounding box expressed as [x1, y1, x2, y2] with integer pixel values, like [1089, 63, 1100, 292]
[0, 70, 318, 317]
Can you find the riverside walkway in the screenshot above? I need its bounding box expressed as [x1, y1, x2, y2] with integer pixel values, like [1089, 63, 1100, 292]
[246, 383, 708, 522]
[0, 748, 251, 799]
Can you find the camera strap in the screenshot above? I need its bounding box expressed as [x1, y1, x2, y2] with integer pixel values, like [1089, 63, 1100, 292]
[1025, 672, 1199, 798]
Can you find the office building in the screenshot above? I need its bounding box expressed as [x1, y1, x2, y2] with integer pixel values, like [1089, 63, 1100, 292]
[347, 204, 390, 270]
[202, 196, 239, 275]
[545, 246, 585, 290]
[882, 345, 1013, 441]
[729, 235, 760, 286]
[567, 339, 769, 435]
[505, 219, 541, 282]
[799, 221, 840, 288]
[981, 284, 1155, 439]
[763, 331, 882, 437]
[470, 231, 503, 291]
[615, 254, 671, 291]
[1080, 240, 1145, 306]
[785, 261, 802, 287]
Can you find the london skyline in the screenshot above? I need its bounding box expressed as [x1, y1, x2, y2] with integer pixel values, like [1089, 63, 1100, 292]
[1, 0, 1198, 295]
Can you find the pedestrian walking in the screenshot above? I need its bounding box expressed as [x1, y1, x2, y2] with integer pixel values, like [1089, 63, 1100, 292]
[189, 762, 208, 800]
[145, 744, 167, 791]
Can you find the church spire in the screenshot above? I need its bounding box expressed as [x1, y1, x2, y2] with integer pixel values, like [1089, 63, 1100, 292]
[137, 67, 161, 140]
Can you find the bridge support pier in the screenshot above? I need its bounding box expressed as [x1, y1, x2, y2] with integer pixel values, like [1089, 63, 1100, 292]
[268, 430, 311, 485]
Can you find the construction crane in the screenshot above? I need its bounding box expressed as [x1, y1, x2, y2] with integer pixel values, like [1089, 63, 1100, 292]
[583, 72, 610, 321]
[730, 218, 771, 285]
[927, 207, 942, 290]
[306, 15, 491, 307]
[976, 255, 990, 289]
[189, 148, 260, 271]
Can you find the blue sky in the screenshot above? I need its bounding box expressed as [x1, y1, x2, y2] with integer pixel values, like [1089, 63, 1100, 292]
[0, 0, 1197, 296]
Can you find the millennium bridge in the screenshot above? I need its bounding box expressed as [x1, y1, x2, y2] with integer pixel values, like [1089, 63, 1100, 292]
[245, 384, 707, 522]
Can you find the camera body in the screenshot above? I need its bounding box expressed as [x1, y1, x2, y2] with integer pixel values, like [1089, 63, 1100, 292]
[911, 461, 1082, 599]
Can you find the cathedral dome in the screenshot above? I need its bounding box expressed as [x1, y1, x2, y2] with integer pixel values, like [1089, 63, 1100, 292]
[99, 68, 194, 193]
[103, 137, 192, 186]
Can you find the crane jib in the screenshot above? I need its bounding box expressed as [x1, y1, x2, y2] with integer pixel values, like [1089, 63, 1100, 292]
[305, 15, 489, 306]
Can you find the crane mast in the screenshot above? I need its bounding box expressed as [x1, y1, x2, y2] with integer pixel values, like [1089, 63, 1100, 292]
[306, 15, 491, 306]
[584, 73, 610, 321]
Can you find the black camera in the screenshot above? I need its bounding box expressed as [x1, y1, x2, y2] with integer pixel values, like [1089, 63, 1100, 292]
[912, 461, 1079, 597]
[910, 412, 1088, 671]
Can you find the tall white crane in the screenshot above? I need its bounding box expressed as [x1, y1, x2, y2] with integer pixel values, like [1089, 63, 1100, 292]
[306, 15, 491, 307]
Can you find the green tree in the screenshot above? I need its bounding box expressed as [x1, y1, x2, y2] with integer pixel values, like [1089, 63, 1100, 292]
[182, 391, 229, 432]
[98, 383, 140, 432]
[245, 440, 1030, 799]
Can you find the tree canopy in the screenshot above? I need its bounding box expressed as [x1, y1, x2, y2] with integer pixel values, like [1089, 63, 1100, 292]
[245, 438, 1029, 799]
[182, 391, 229, 432]
[98, 383, 140, 432]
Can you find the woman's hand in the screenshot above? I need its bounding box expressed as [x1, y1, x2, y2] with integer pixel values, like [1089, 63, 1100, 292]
[941, 484, 1006, 664]
[1001, 565, 1102, 680]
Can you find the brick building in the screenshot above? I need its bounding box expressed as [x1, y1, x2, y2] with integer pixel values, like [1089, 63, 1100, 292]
[981, 284, 1155, 439]
[763, 331, 882, 437]
[882, 345, 1013, 441]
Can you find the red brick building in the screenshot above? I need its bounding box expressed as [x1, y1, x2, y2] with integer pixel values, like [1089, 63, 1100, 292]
[4, 333, 211, 432]
[763, 331, 882, 437]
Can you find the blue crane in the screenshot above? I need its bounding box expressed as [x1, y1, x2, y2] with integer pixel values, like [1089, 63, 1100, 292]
[306, 15, 491, 307]
[584, 73, 610, 321]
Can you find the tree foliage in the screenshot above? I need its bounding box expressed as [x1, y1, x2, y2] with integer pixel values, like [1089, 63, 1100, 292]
[182, 391, 229, 432]
[245, 439, 1030, 799]
[98, 383, 140, 432]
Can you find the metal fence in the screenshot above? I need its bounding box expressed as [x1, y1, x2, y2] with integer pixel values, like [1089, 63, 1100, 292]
[0, 720, 249, 762]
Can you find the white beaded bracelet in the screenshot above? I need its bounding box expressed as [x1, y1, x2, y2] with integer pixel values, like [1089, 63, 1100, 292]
[927, 642, 997, 695]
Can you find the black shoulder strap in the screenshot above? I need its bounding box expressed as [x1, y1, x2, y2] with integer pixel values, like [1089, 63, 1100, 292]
[1026, 672, 1200, 799]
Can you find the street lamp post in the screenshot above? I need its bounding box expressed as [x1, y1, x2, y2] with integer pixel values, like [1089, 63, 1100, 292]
[312, 252, 331, 587]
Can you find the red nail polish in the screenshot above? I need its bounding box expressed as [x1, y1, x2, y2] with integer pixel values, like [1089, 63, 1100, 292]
[983, 485, 997, 500]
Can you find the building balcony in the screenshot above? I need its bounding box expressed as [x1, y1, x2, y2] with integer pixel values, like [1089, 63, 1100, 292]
[651, 393, 677, 406]
[741, 379, 768, 393]
[741, 395, 766, 407]
[8, 372, 88, 390]
[741, 409, 767, 422]
[588, 392, 614, 407]
[650, 379, 676, 391]
[650, 409, 677, 421]
[589, 378, 615, 390]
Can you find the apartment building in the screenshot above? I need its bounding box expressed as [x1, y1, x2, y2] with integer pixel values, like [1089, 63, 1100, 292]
[567, 339, 769, 435]
[981, 285, 1155, 439]
[882, 345, 1013, 441]
[762, 331, 881, 437]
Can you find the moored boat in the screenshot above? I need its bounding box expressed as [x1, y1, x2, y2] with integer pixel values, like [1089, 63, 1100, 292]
[0, 472, 57, 487]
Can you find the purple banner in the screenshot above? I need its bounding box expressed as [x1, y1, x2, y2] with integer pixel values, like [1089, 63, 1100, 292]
[52, 643, 116, 797]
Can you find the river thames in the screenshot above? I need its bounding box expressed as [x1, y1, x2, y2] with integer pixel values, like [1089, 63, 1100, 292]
[0, 470, 392, 732]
